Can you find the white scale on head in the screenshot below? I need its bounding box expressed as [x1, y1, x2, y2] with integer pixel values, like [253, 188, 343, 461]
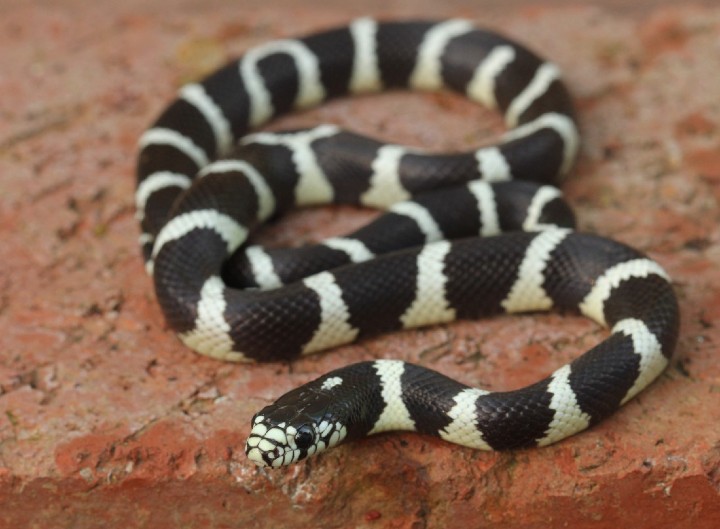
[320, 376, 343, 391]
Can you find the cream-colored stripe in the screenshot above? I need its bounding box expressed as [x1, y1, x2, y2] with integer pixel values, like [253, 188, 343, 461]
[536, 365, 591, 446]
[178, 276, 247, 362]
[389, 201, 444, 242]
[502, 112, 579, 176]
[240, 39, 326, 126]
[245, 245, 282, 290]
[301, 272, 359, 354]
[198, 159, 276, 221]
[440, 388, 492, 449]
[505, 62, 561, 127]
[613, 318, 668, 405]
[135, 171, 191, 220]
[466, 45, 516, 109]
[579, 259, 670, 326]
[368, 360, 416, 434]
[349, 17, 382, 93]
[501, 228, 571, 313]
[179, 83, 234, 156]
[360, 145, 412, 208]
[523, 185, 563, 231]
[151, 209, 247, 261]
[409, 19, 474, 90]
[138, 127, 209, 169]
[243, 126, 340, 205]
[323, 237, 375, 263]
[467, 180, 500, 236]
[400, 241, 456, 328]
[475, 147, 512, 182]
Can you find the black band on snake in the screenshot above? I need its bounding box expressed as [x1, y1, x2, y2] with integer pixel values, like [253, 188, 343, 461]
[135, 19, 679, 468]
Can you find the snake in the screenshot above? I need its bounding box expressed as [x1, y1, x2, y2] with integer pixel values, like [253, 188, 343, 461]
[135, 18, 680, 468]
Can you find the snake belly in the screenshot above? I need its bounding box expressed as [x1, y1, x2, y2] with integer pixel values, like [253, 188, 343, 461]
[135, 19, 680, 468]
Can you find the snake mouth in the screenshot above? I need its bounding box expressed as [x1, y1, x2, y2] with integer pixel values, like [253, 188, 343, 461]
[245, 438, 301, 468]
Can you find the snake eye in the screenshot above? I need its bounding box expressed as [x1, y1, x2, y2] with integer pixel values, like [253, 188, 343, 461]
[294, 425, 315, 449]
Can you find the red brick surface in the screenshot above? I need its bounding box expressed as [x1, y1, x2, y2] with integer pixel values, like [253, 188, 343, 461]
[1, 1, 719, 527]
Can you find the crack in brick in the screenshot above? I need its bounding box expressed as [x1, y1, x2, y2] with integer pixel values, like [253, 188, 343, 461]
[0, 113, 72, 152]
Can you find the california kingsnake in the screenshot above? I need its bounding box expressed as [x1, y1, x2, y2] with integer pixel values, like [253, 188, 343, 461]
[136, 19, 680, 468]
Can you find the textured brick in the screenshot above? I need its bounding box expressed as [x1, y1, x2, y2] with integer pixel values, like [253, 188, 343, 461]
[1, 1, 719, 528]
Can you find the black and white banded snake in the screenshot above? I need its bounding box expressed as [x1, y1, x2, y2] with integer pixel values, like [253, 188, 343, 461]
[135, 19, 679, 468]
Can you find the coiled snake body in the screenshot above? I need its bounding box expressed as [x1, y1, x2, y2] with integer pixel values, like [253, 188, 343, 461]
[136, 19, 679, 468]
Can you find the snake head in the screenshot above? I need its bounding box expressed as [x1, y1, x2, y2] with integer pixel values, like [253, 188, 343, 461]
[245, 386, 349, 467]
